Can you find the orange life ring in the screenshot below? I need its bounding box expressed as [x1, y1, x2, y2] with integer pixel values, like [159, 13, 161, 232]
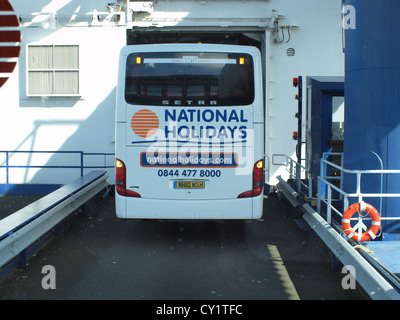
[341, 202, 380, 242]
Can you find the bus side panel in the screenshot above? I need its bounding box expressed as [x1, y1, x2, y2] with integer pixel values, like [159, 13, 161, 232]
[253, 55, 264, 123]
[252, 194, 264, 219]
[115, 193, 127, 218]
[115, 51, 128, 123]
[252, 122, 264, 219]
[115, 121, 127, 218]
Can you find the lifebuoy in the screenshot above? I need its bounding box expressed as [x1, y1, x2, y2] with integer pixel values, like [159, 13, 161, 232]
[341, 202, 380, 242]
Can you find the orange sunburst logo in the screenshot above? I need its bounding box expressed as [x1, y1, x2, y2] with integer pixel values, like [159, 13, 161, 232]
[131, 109, 160, 138]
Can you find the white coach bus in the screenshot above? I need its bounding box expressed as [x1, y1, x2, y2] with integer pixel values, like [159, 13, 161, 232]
[115, 43, 264, 219]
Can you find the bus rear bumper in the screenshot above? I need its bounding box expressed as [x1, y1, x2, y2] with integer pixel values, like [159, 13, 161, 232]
[115, 194, 263, 220]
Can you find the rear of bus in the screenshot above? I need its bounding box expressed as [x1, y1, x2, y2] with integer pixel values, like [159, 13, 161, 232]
[115, 44, 264, 219]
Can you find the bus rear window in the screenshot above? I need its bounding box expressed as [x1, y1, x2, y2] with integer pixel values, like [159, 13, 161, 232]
[125, 52, 254, 106]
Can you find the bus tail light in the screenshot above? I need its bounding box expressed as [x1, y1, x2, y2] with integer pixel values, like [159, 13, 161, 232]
[238, 160, 264, 198]
[115, 159, 141, 198]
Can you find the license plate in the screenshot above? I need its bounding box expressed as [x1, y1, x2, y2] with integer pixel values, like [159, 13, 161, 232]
[174, 181, 205, 189]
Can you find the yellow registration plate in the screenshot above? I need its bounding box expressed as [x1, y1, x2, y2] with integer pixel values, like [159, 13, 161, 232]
[174, 181, 205, 189]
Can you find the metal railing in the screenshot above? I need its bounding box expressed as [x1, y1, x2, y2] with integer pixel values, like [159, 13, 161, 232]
[272, 152, 400, 231]
[272, 153, 313, 200]
[0, 150, 115, 185]
[274, 152, 400, 299]
[318, 152, 400, 228]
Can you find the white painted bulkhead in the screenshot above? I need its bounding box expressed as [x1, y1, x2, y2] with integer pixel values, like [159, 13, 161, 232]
[0, 0, 344, 187]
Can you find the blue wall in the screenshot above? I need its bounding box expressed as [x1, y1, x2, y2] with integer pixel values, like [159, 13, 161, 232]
[343, 0, 400, 236]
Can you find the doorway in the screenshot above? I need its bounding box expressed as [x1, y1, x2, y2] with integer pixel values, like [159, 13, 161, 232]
[306, 76, 344, 196]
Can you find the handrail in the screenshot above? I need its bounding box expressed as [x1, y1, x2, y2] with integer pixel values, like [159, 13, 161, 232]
[273, 152, 400, 226]
[318, 153, 400, 228]
[0, 150, 115, 185]
[321, 154, 400, 175]
[272, 154, 312, 199]
[275, 151, 400, 299]
[276, 174, 400, 300]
